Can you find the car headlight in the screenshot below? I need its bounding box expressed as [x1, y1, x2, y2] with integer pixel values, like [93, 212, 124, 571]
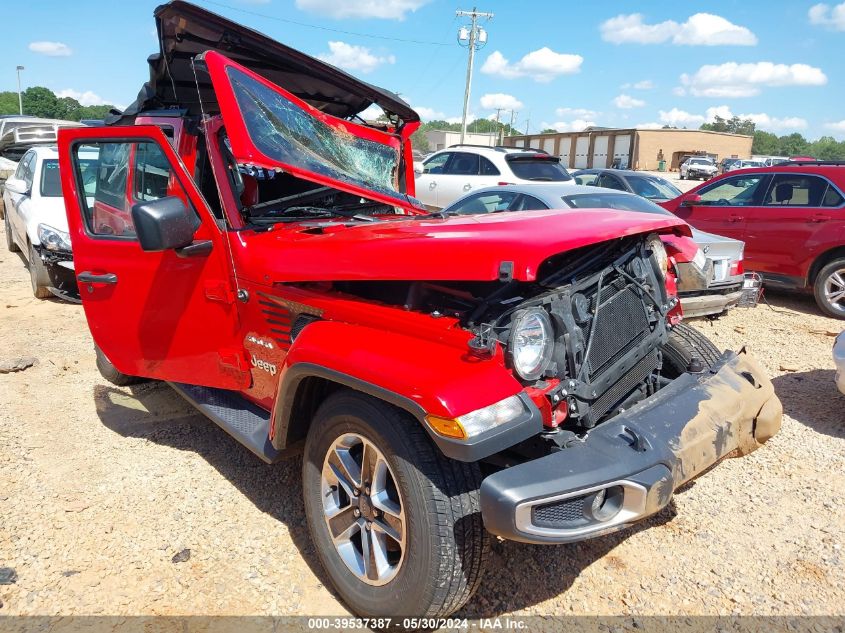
[37, 224, 72, 252]
[645, 234, 668, 278]
[509, 307, 554, 381]
[426, 395, 527, 439]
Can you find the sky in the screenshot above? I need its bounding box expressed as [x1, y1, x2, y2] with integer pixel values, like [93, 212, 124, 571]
[1, 0, 844, 139]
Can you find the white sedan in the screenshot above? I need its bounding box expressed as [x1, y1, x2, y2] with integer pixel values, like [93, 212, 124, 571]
[3, 145, 97, 299]
[835, 331, 845, 395]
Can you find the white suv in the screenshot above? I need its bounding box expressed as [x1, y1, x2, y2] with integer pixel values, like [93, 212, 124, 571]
[3, 145, 97, 299]
[414, 145, 574, 209]
[679, 157, 718, 181]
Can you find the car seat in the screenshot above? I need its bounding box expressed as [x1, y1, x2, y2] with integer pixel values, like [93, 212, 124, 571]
[774, 182, 793, 204]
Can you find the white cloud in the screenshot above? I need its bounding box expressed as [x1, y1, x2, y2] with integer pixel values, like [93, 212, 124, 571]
[295, 0, 429, 20]
[445, 114, 476, 125]
[672, 86, 687, 96]
[479, 93, 523, 111]
[826, 120, 845, 132]
[635, 122, 664, 130]
[28, 41, 72, 57]
[413, 106, 445, 121]
[555, 107, 598, 118]
[600, 12, 757, 46]
[56, 88, 119, 107]
[633, 80, 654, 90]
[613, 94, 645, 109]
[481, 47, 583, 82]
[358, 103, 385, 120]
[318, 41, 395, 73]
[680, 61, 828, 97]
[809, 2, 845, 30]
[542, 119, 596, 133]
[659, 108, 706, 127]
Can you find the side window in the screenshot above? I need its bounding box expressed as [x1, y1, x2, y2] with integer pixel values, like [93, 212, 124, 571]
[72, 140, 196, 239]
[596, 173, 625, 191]
[13, 152, 31, 181]
[698, 175, 768, 206]
[479, 156, 500, 176]
[422, 152, 450, 174]
[513, 194, 549, 211]
[574, 173, 597, 186]
[444, 152, 480, 176]
[764, 174, 830, 207]
[823, 185, 845, 207]
[448, 191, 518, 215]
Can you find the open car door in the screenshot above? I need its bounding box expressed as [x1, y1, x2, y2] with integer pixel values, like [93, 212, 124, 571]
[58, 125, 249, 389]
[199, 50, 423, 210]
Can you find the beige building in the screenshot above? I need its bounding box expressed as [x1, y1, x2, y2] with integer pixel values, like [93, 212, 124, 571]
[424, 129, 498, 152]
[503, 127, 753, 171]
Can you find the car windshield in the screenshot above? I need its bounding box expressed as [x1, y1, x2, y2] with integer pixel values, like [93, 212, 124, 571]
[226, 65, 405, 205]
[507, 157, 572, 181]
[625, 175, 682, 200]
[561, 192, 672, 215]
[689, 158, 713, 165]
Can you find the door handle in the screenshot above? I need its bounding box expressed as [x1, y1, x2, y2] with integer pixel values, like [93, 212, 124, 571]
[429, 182, 437, 189]
[810, 215, 831, 223]
[77, 271, 118, 284]
[463, 184, 472, 191]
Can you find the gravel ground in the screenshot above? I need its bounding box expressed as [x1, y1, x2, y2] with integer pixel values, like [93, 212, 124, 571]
[0, 218, 843, 619]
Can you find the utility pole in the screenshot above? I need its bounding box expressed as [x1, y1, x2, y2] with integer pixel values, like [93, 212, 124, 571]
[493, 107, 502, 145]
[524, 113, 530, 136]
[16, 66, 24, 115]
[456, 7, 493, 144]
[507, 110, 517, 137]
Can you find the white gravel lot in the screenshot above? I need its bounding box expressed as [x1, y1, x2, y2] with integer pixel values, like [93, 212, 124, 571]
[0, 215, 843, 620]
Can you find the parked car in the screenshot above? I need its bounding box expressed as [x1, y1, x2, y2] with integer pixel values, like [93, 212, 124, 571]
[660, 161, 845, 318]
[572, 169, 682, 202]
[719, 158, 740, 174]
[726, 159, 764, 172]
[0, 118, 82, 161]
[762, 156, 788, 167]
[439, 184, 748, 318]
[414, 144, 574, 209]
[56, 0, 781, 620]
[835, 331, 845, 395]
[680, 157, 718, 181]
[3, 145, 95, 299]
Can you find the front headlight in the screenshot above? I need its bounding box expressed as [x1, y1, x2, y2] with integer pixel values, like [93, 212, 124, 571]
[37, 224, 72, 252]
[426, 395, 527, 439]
[645, 234, 668, 278]
[509, 307, 554, 381]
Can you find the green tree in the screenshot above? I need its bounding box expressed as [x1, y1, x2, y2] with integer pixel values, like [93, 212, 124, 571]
[777, 132, 809, 157]
[540, 127, 557, 134]
[0, 91, 20, 115]
[21, 87, 62, 118]
[700, 115, 755, 135]
[752, 130, 779, 155]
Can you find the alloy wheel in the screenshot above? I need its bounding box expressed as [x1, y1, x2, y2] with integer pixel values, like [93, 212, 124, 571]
[824, 268, 845, 315]
[321, 433, 406, 586]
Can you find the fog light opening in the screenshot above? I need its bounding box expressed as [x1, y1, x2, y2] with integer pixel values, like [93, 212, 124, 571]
[584, 485, 624, 522]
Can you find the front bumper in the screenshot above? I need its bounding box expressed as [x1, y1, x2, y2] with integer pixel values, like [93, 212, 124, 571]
[679, 287, 743, 318]
[687, 169, 716, 179]
[480, 348, 782, 544]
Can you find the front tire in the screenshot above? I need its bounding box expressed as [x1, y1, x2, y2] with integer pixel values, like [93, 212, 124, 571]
[661, 322, 722, 377]
[814, 259, 845, 319]
[28, 244, 52, 299]
[95, 344, 146, 386]
[302, 390, 487, 618]
[5, 213, 20, 253]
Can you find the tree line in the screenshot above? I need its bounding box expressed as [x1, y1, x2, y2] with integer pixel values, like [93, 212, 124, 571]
[700, 115, 844, 160]
[0, 87, 118, 123]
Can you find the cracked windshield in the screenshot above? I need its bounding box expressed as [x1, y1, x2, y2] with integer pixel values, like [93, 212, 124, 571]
[226, 66, 405, 204]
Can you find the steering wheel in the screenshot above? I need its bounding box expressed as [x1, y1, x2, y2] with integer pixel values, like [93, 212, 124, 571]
[716, 198, 730, 206]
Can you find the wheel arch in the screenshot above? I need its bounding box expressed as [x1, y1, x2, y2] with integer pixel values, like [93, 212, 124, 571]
[808, 245, 845, 286]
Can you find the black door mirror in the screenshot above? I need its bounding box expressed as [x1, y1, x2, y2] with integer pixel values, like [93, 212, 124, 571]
[131, 196, 199, 252]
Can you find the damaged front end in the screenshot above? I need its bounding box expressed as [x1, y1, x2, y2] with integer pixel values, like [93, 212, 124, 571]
[480, 348, 782, 544]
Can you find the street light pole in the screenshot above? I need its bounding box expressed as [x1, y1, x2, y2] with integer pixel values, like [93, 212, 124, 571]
[456, 7, 493, 145]
[16, 66, 24, 115]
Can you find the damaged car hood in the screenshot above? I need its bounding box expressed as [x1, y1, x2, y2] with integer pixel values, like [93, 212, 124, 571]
[235, 208, 690, 283]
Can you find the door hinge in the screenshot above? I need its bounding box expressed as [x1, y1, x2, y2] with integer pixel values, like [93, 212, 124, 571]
[204, 279, 235, 304]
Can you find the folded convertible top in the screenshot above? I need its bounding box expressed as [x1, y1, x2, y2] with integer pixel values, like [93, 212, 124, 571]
[108, 0, 419, 127]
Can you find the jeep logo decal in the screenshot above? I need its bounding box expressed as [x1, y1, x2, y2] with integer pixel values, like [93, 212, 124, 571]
[251, 355, 277, 376]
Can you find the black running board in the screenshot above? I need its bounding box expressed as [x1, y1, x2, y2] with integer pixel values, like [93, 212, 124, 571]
[169, 382, 284, 464]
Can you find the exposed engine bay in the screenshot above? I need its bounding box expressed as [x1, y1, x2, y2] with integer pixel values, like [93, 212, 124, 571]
[334, 235, 676, 434]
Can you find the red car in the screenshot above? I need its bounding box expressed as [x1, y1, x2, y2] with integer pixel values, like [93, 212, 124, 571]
[55, 1, 782, 619]
[661, 161, 845, 318]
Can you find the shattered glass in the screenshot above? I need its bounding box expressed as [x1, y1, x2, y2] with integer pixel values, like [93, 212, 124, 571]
[226, 66, 405, 203]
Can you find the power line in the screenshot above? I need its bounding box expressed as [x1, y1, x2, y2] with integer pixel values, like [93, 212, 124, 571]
[195, 0, 452, 46]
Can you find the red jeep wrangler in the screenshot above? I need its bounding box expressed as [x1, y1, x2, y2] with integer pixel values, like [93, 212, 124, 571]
[58, 1, 782, 619]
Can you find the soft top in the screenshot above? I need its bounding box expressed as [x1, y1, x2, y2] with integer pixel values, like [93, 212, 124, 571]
[108, 0, 418, 127]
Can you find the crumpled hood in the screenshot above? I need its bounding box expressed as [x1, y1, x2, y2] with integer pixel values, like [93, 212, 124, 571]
[235, 208, 690, 283]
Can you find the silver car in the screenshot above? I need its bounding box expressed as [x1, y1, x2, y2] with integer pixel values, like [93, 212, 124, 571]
[835, 331, 845, 395]
[439, 184, 747, 318]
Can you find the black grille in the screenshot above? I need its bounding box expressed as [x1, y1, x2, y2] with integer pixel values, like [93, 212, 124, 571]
[258, 299, 293, 346]
[588, 348, 659, 424]
[532, 494, 591, 529]
[586, 278, 650, 377]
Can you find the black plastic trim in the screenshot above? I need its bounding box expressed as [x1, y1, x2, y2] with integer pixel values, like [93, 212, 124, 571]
[273, 362, 543, 462]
